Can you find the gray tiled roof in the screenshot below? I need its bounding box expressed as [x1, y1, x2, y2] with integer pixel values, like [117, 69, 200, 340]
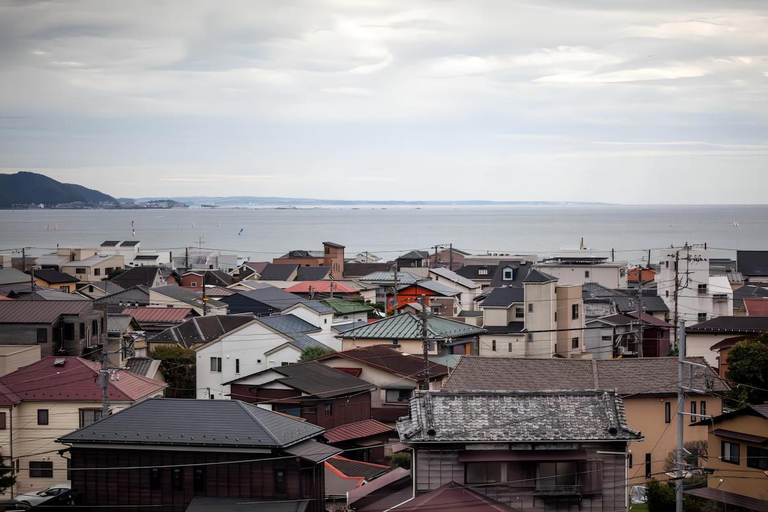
[297, 300, 334, 314]
[58, 397, 323, 448]
[523, 268, 557, 283]
[231, 361, 374, 399]
[296, 266, 331, 281]
[442, 356, 727, 395]
[429, 267, 479, 289]
[687, 315, 768, 333]
[480, 287, 525, 307]
[107, 314, 135, 334]
[149, 315, 254, 348]
[733, 285, 768, 308]
[259, 263, 299, 281]
[257, 314, 329, 351]
[152, 285, 225, 309]
[359, 272, 420, 285]
[0, 269, 30, 285]
[397, 390, 641, 443]
[337, 313, 485, 340]
[236, 288, 304, 310]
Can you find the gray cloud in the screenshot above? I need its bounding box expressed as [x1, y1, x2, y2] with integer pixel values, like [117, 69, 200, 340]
[0, 0, 766, 203]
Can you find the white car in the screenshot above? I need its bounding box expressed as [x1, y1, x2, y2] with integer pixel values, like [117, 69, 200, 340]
[13, 483, 73, 509]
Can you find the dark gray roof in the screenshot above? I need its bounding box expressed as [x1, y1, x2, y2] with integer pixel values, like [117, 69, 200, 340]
[31, 269, 79, 284]
[152, 284, 225, 310]
[111, 266, 161, 288]
[236, 288, 305, 310]
[284, 439, 342, 463]
[101, 241, 120, 247]
[687, 315, 768, 333]
[737, 250, 768, 277]
[523, 268, 557, 283]
[323, 241, 345, 249]
[296, 266, 331, 280]
[398, 280, 460, 297]
[442, 356, 727, 396]
[582, 282, 626, 298]
[231, 361, 374, 399]
[148, 315, 254, 348]
[733, 284, 768, 308]
[94, 285, 150, 306]
[258, 314, 319, 335]
[483, 322, 525, 334]
[455, 265, 497, 281]
[296, 300, 334, 314]
[77, 281, 125, 297]
[490, 261, 535, 288]
[613, 295, 669, 313]
[259, 263, 299, 281]
[337, 313, 485, 340]
[58, 397, 323, 448]
[186, 497, 309, 512]
[343, 262, 392, 278]
[123, 357, 156, 378]
[121, 241, 140, 247]
[397, 390, 641, 443]
[480, 287, 525, 307]
[397, 250, 429, 261]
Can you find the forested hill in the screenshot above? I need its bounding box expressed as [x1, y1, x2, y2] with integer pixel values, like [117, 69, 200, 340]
[0, 171, 116, 207]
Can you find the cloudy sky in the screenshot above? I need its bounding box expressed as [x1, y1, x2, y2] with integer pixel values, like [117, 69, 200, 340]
[0, 0, 766, 203]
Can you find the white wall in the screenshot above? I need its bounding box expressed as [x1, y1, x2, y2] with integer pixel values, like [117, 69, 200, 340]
[535, 264, 628, 289]
[479, 334, 526, 357]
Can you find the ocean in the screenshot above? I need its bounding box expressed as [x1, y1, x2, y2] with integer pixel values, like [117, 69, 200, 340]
[1, 205, 766, 264]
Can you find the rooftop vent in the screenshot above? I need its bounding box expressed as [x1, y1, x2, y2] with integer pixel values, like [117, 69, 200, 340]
[53, 358, 66, 367]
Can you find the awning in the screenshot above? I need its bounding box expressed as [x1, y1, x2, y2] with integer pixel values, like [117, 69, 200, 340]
[713, 428, 768, 445]
[458, 449, 587, 462]
[355, 438, 383, 447]
[284, 439, 342, 463]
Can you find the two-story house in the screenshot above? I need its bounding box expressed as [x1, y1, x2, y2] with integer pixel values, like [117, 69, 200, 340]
[30, 269, 79, 293]
[273, 241, 346, 277]
[397, 389, 642, 511]
[0, 357, 165, 497]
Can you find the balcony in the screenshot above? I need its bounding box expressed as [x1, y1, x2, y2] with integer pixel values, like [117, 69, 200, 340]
[713, 294, 728, 302]
[534, 484, 582, 496]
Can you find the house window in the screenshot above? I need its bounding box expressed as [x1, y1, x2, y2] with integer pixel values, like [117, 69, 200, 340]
[191, 281, 197, 287]
[571, 303, 579, 320]
[492, 340, 497, 352]
[275, 469, 286, 494]
[665, 261, 669, 268]
[571, 337, 579, 349]
[585, 270, 590, 278]
[79, 409, 103, 428]
[508, 342, 512, 352]
[37, 409, 49, 425]
[210, 357, 222, 372]
[63, 323, 75, 341]
[722, 441, 740, 464]
[385, 389, 411, 403]
[515, 307, 524, 318]
[554, 312, 557, 322]
[747, 446, 768, 470]
[172, 467, 183, 490]
[700, 401, 706, 416]
[665, 290, 669, 298]
[697, 313, 707, 322]
[664, 402, 671, 423]
[325, 404, 333, 416]
[194, 467, 206, 492]
[526, 333, 533, 342]
[61, 285, 70, 292]
[37, 328, 47, 343]
[29, 461, 53, 478]
[235, 359, 240, 374]
[537, 461, 577, 490]
[528, 303, 533, 313]
[697, 284, 708, 294]
[0, 412, 6, 430]
[628, 453, 633, 468]
[94, 268, 101, 276]
[645, 454, 652, 478]
[478, 268, 489, 276]
[150, 468, 161, 489]
[503, 268, 513, 281]
[690, 401, 696, 416]
[75, 267, 86, 275]
[465, 462, 502, 484]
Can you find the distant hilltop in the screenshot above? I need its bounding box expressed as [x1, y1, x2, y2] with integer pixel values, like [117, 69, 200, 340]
[0, 172, 186, 209]
[134, 196, 608, 207]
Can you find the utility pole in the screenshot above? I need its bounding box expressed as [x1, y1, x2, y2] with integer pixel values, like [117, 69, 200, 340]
[99, 308, 110, 418]
[202, 270, 208, 316]
[21, 248, 26, 272]
[432, 245, 439, 269]
[420, 294, 430, 389]
[329, 277, 334, 300]
[449, 243, 453, 270]
[636, 266, 644, 357]
[389, 268, 398, 316]
[185, 247, 189, 271]
[672, 250, 680, 350]
[675, 319, 685, 512]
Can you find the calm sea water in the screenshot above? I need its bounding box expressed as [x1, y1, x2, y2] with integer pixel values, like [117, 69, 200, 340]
[1, 205, 766, 264]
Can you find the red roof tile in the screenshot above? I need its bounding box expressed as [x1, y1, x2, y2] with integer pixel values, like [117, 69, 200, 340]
[285, 281, 359, 294]
[0, 357, 166, 406]
[121, 307, 192, 323]
[744, 298, 768, 317]
[323, 419, 393, 444]
[0, 300, 93, 323]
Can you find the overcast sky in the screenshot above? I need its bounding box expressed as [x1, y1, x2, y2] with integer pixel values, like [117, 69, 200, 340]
[0, 0, 766, 203]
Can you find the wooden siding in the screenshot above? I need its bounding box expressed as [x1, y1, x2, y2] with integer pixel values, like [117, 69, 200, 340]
[69, 447, 324, 512]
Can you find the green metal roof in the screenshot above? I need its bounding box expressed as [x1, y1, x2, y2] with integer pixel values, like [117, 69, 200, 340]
[320, 297, 374, 315]
[337, 313, 485, 340]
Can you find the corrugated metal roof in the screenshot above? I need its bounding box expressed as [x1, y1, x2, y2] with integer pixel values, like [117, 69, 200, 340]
[108, 314, 136, 334]
[429, 267, 479, 289]
[398, 280, 460, 297]
[0, 300, 94, 324]
[323, 419, 393, 444]
[121, 307, 192, 323]
[316, 345, 449, 379]
[338, 313, 485, 340]
[320, 298, 373, 315]
[284, 439, 342, 463]
[0, 356, 165, 406]
[58, 397, 323, 448]
[326, 456, 390, 480]
[0, 269, 30, 285]
[359, 272, 420, 284]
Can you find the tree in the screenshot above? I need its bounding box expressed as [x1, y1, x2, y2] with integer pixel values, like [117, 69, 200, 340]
[108, 267, 127, 280]
[663, 440, 708, 473]
[646, 478, 675, 512]
[300, 346, 335, 362]
[725, 336, 768, 407]
[150, 345, 196, 398]
[0, 459, 15, 494]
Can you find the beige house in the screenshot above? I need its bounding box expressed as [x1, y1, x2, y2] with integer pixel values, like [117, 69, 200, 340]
[60, 250, 124, 282]
[0, 357, 165, 498]
[149, 285, 228, 316]
[441, 356, 726, 491]
[0, 346, 40, 378]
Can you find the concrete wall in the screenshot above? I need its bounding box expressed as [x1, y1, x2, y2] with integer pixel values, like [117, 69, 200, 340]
[555, 285, 585, 357]
[479, 334, 526, 357]
[524, 281, 556, 357]
[535, 264, 628, 289]
[0, 346, 41, 377]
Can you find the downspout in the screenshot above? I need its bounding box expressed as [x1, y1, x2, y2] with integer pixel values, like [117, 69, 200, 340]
[9, 405, 14, 499]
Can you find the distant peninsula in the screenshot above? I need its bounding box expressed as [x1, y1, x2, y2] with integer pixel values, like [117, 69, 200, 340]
[134, 196, 608, 207]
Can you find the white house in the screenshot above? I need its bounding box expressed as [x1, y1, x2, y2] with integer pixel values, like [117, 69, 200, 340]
[428, 267, 481, 312]
[535, 253, 628, 289]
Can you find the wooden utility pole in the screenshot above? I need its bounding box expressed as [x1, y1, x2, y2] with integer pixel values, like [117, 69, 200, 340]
[202, 270, 208, 316]
[672, 250, 680, 350]
[21, 248, 26, 271]
[636, 264, 644, 357]
[449, 243, 453, 270]
[420, 294, 430, 389]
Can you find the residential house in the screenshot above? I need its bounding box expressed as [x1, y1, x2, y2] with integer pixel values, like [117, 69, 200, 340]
[110, 266, 167, 289]
[29, 269, 79, 292]
[93, 285, 150, 313]
[314, 345, 450, 423]
[429, 267, 481, 312]
[737, 250, 768, 284]
[173, 249, 239, 274]
[278, 301, 340, 349]
[99, 240, 171, 267]
[194, 314, 332, 399]
[106, 313, 143, 364]
[0, 345, 40, 377]
[535, 254, 628, 289]
[397, 389, 641, 511]
[685, 316, 768, 366]
[149, 285, 228, 316]
[627, 266, 656, 288]
[456, 260, 535, 291]
[733, 284, 768, 315]
[56, 398, 337, 512]
[257, 263, 300, 282]
[60, 251, 124, 282]
[582, 283, 670, 321]
[392, 280, 461, 317]
[625, 311, 673, 357]
[342, 262, 392, 279]
[149, 314, 254, 352]
[687, 404, 768, 510]
[441, 356, 726, 488]
[354, 252, 382, 263]
[120, 306, 193, 334]
[0, 269, 32, 286]
[709, 335, 751, 379]
[229, 261, 269, 281]
[225, 361, 376, 430]
[0, 301, 104, 357]
[427, 247, 470, 271]
[179, 270, 234, 291]
[357, 271, 420, 306]
[658, 246, 733, 325]
[323, 420, 394, 463]
[273, 241, 346, 277]
[74, 280, 125, 300]
[337, 312, 486, 356]
[319, 298, 374, 326]
[395, 250, 430, 270]
[325, 456, 391, 502]
[585, 312, 672, 359]
[0, 356, 165, 496]
[736, 297, 768, 316]
[219, 287, 304, 316]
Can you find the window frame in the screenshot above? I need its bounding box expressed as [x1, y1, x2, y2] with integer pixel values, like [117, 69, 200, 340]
[645, 453, 652, 479]
[325, 403, 333, 416]
[664, 402, 671, 424]
[171, 467, 184, 490]
[37, 409, 49, 425]
[747, 446, 768, 470]
[150, 468, 161, 490]
[36, 328, 47, 343]
[465, 461, 503, 485]
[722, 441, 740, 465]
[29, 461, 53, 478]
[79, 408, 103, 428]
[210, 357, 222, 372]
[571, 337, 579, 350]
[274, 469, 287, 495]
[571, 303, 579, 320]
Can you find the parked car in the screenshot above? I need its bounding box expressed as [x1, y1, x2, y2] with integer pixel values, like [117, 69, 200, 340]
[12, 483, 75, 509]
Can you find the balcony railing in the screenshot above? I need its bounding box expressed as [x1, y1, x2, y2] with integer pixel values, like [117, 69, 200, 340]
[534, 485, 582, 496]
